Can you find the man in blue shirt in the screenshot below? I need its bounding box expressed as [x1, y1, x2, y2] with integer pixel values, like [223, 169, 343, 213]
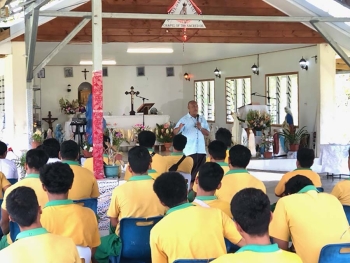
[174, 100, 210, 181]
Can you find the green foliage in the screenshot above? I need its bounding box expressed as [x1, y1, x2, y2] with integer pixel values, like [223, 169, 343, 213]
[278, 126, 308, 145]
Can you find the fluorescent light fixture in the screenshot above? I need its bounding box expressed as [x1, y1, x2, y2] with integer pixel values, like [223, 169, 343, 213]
[80, 60, 93, 65]
[79, 60, 117, 65]
[127, 48, 173, 54]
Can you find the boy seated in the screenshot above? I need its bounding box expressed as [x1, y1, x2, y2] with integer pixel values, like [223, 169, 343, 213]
[94, 146, 166, 263]
[274, 148, 321, 197]
[124, 131, 167, 180]
[331, 147, 350, 205]
[0, 141, 18, 179]
[270, 175, 350, 263]
[206, 128, 232, 163]
[216, 145, 266, 203]
[0, 186, 80, 262]
[193, 162, 232, 218]
[150, 172, 244, 263]
[164, 134, 193, 173]
[42, 138, 61, 164]
[212, 188, 302, 263]
[60, 140, 100, 200]
[40, 162, 100, 260]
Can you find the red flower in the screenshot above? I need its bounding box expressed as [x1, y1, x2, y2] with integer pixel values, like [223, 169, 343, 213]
[8, 147, 13, 152]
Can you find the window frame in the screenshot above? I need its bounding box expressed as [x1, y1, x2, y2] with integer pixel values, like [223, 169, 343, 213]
[194, 79, 216, 123]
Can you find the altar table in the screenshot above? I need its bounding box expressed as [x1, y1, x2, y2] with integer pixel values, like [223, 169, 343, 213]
[104, 114, 170, 129]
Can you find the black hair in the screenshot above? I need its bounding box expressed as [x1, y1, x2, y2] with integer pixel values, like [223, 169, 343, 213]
[40, 162, 74, 194]
[60, 140, 79, 160]
[215, 128, 232, 147]
[0, 141, 7, 156]
[26, 149, 49, 170]
[128, 146, 151, 174]
[297, 148, 315, 168]
[228, 145, 251, 168]
[231, 188, 271, 236]
[6, 186, 39, 227]
[198, 162, 224, 192]
[173, 134, 187, 151]
[153, 172, 188, 208]
[208, 140, 227, 161]
[138, 131, 156, 148]
[348, 147, 350, 158]
[103, 135, 110, 150]
[43, 138, 60, 158]
[284, 175, 314, 195]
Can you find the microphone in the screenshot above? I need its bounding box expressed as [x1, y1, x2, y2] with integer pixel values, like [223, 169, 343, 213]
[196, 114, 199, 121]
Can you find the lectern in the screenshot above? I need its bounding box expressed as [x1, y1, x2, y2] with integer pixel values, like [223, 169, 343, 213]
[137, 103, 155, 126]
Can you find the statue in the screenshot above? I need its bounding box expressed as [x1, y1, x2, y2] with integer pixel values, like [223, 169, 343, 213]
[47, 128, 53, 139]
[273, 128, 287, 156]
[55, 123, 64, 143]
[248, 129, 256, 157]
[231, 112, 243, 145]
[86, 93, 107, 145]
[283, 107, 294, 132]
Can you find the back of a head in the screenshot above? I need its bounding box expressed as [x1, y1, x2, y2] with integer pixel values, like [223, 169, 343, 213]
[128, 146, 151, 174]
[284, 175, 314, 195]
[60, 140, 79, 160]
[40, 162, 74, 194]
[208, 140, 227, 161]
[173, 134, 187, 151]
[7, 186, 39, 227]
[103, 135, 111, 149]
[0, 141, 7, 156]
[231, 188, 270, 236]
[229, 145, 251, 168]
[215, 128, 232, 147]
[198, 162, 224, 192]
[138, 130, 156, 148]
[26, 149, 49, 170]
[153, 172, 187, 208]
[297, 148, 315, 168]
[43, 138, 60, 158]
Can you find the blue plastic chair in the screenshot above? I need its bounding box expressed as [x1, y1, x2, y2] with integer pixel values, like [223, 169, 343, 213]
[73, 198, 98, 215]
[109, 216, 163, 263]
[224, 238, 239, 253]
[173, 260, 214, 263]
[343, 205, 350, 224]
[9, 221, 20, 242]
[318, 243, 350, 263]
[317, 187, 324, 192]
[7, 179, 17, 185]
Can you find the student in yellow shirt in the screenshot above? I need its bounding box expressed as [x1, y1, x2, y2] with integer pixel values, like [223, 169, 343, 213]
[331, 147, 350, 205]
[60, 140, 100, 200]
[124, 131, 166, 180]
[193, 162, 232, 218]
[274, 148, 322, 197]
[216, 145, 266, 203]
[0, 149, 49, 249]
[94, 146, 166, 263]
[40, 162, 100, 260]
[150, 172, 245, 263]
[213, 188, 302, 263]
[0, 171, 11, 199]
[270, 175, 350, 263]
[206, 128, 232, 163]
[0, 186, 81, 262]
[164, 134, 193, 173]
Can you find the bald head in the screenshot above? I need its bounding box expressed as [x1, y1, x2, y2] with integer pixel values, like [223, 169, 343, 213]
[188, 100, 198, 117]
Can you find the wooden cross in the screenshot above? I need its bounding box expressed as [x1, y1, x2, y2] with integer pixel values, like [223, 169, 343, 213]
[42, 111, 58, 130]
[125, 86, 140, 115]
[82, 68, 89, 80]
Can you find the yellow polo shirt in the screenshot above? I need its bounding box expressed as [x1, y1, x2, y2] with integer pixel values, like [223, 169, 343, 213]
[41, 199, 101, 248]
[275, 168, 322, 196]
[192, 196, 232, 218]
[206, 149, 229, 163]
[164, 152, 194, 174]
[108, 175, 166, 234]
[216, 169, 266, 203]
[270, 186, 350, 263]
[331, 179, 350, 206]
[0, 228, 80, 262]
[0, 171, 11, 199]
[212, 243, 302, 263]
[62, 161, 100, 200]
[82, 155, 110, 172]
[150, 203, 242, 263]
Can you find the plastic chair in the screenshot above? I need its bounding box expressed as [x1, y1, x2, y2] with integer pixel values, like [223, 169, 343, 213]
[9, 221, 20, 242]
[317, 187, 324, 192]
[343, 205, 350, 224]
[76, 246, 92, 263]
[109, 216, 163, 263]
[318, 243, 350, 263]
[173, 260, 214, 263]
[73, 198, 98, 215]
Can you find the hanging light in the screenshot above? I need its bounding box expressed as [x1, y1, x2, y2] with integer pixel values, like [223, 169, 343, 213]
[214, 68, 221, 78]
[299, 57, 308, 70]
[251, 54, 259, 75]
[184, 73, 190, 81]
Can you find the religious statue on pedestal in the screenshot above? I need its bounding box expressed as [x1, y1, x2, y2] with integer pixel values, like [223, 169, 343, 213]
[55, 124, 64, 143]
[248, 129, 256, 157]
[282, 107, 294, 132]
[231, 112, 243, 145]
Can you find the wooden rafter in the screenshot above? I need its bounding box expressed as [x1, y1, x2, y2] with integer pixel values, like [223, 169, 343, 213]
[336, 58, 350, 71]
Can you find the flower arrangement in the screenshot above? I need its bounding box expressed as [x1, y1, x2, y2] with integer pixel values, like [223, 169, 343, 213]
[78, 104, 86, 114]
[260, 133, 273, 152]
[59, 98, 79, 115]
[246, 110, 271, 131]
[109, 129, 129, 151]
[132, 124, 150, 134]
[32, 129, 43, 142]
[82, 141, 93, 153]
[155, 122, 175, 143]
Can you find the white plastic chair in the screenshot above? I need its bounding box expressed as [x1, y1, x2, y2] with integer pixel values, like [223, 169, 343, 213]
[179, 172, 191, 191]
[76, 246, 91, 263]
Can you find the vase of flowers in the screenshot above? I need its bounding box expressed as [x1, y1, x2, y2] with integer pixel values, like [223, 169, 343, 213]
[246, 110, 272, 133]
[59, 98, 79, 120]
[32, 129, 43, 148]
[82, 141, 93, 158]
[260, 133, 273, 159]
[155, 122, 175, 151]
[132, 124, 150, 143]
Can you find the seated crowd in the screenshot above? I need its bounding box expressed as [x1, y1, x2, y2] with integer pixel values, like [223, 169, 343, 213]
[0, 129, 349, 263]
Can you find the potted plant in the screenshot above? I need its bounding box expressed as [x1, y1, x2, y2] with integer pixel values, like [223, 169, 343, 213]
[278, 126, 308, 152]
[82, 141, 93, 158]
[14, 150, 27, 179]
[155, 122, 174, 151]
[32, 129, 43, 148]
[260, 133, 273, 159]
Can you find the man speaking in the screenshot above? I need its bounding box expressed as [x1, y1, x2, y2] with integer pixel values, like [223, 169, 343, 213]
[173, 100, 210, 181]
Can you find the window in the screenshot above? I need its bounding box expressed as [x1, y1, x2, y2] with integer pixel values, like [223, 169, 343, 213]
[225, 77, 251, 123]
[266, 73, 299, 126]
[194, 80, 215, 122]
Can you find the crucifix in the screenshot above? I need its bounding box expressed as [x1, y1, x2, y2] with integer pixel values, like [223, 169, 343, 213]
[42, 111, 58, 130]
[82, 68, 89, 80]
[125, 86, 140, 115]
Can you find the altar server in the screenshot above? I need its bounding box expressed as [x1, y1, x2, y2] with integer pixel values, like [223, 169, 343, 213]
[206, 128, 231, 163]
[0, 141, 18, 179]
[331, 147, 350, 205]
[42, 138, 61, 164]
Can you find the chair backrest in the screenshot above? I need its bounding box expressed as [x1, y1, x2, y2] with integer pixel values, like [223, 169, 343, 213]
[76, 246, 91, 263]
[179, 172, 191, 191]
[318, 243, 350, 263]
[73, 198, 98, 215]
[343, 205, 350, 224]
[119, 216, 163, 260]
[317, 187, 324, 192]
[173, 259, 214, 263]
[9, 221, 20, 242]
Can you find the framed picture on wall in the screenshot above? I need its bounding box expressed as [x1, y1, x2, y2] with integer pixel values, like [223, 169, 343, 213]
[136, 67, 145, 77]
[166, 67, 174, 77]
[64, 67, 74, 78]
[37, 68, 45, 78]
[103, 67, 108, 77]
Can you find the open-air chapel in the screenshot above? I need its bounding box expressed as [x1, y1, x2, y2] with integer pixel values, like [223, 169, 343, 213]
[0, 0, 349, 262]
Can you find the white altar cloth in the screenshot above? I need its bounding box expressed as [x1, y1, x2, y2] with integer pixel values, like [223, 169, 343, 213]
[319, 144, 350, 174]
[104, 114, 170, 129]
